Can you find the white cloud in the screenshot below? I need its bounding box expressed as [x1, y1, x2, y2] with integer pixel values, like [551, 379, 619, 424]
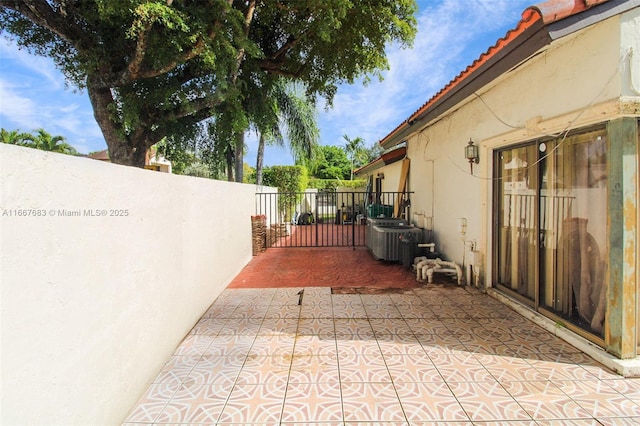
[317, 0, 533, 149]
[0, 80, 39, 129]
[0, 39, 65, 90]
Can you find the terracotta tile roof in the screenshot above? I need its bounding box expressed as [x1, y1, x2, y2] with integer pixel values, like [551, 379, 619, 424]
[533, 0, 611, 23]
[379, 0, 613, 148]
[88, 149, 110, 161]
[354, 145, 406, 176]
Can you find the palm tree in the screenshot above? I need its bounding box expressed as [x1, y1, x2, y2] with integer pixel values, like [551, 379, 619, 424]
[0, 128, 31, 145]
[253, 81, 320, 186]
[29, 128, 77, 155]
[343, 134, 365, 180]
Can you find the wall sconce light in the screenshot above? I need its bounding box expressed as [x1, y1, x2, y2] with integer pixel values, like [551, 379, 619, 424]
[465, 139, 479, 174]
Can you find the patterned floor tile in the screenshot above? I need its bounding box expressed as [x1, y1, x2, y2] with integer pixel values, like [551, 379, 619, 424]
[334, 319, 375, 338]
[384, 353, 444, 383]
[339, 353, 392, 383]
[153, 354, 201, 385]
[595, 417, 640, 426]
[265, 304, 302, 319]
[123, 285, 640, 425]
[336, 338, 384, 358]
[218, 317, 264, 335]
[235, 354, 292, 385]
[154, 383, 233, 423]
[394, 381, 469, 421]
[280, 382, 343, 422]
[526, 358, 600, 381]
[369, 318, 413, 336]
[122, 382, 179, 423]
[398, 306, 439, 320]
[183, 354, 246, 386]
[341, 382, 406, 422]
[332, 304, 369, 319]
[534, 420, 601, 425]
[376, 334, 426, 356]
[171, 335, 214, 357]
[288, 355, 340, 384]
[403, 318, 447, 334]
[430, 353, 495, 383]
[364, 304, 403, 319]
[271, 288, 305, 305]
[501, 380, 591, 420]
[447, 380, 531, 421]
[555, 380, 640, 418]
[202, 304, 238, 319]
[602, 378, 640, 405]
[188, 317, 228, 336]
[415, 334, 468, 355]
[218, 383, 286, 423]
[475, 353, 546, 382]
[297, 318, 337, 336]
[258, 318, 300, 336]
[249, 334, 297, 356]
[294, 334, 338, 357]
[204, 334, 256, 357]
[360, 294, 395, 306]
[300, 304, 336, 319]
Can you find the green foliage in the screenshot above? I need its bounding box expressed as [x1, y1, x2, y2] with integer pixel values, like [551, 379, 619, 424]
[313, 145, 352, 180]
[182, 162, 212, 179]
[0, 1, 417, 167]
[243, 163, 255, 184]
[343, 134, 367, 180]
[365, 141, 387, 163]
[308, 178, 367, 191]
[262, 165, 309, 221]
[155, 137, 197, 175]
[1, 127, 77, 155]
[0, 128, 31, 145]
[263, 165, 308, 193]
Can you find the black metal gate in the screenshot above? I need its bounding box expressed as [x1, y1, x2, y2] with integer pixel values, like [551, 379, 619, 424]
[255, 191, 412, 248]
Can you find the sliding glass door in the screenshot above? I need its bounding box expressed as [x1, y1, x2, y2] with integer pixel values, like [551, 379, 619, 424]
[495, 128, 608, 338]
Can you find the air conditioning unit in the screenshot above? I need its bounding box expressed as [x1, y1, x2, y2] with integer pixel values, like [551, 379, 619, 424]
[370, 225, 421, 261]
[366, 218, 407, 250]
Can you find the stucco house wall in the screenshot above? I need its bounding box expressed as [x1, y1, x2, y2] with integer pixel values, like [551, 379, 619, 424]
[405, 8, 636, 271]
[0, 144, 275, 424]
[373, 2, 639, 369]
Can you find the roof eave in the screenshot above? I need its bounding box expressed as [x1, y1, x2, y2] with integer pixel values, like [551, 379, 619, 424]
[379, 0, 631, 150]
[381, 11, 549, 150]
[354, 146, 407, 176]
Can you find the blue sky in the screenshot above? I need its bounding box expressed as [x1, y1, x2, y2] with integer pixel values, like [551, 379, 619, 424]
[0, 0, 534, 166]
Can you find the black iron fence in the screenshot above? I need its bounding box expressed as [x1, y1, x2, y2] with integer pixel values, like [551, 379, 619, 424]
[255, 191, 413, 248]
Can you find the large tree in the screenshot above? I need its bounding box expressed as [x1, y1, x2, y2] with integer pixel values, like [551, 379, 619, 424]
[0, 1, 417, 168]
[313, 145, 351, 180]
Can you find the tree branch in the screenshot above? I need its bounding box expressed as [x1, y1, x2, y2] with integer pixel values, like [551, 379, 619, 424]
[0, 0, 84, 44]
[230, 0, 256, 85]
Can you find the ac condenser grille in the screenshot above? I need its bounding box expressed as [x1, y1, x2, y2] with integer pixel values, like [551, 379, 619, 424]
[370, 225, 421, 261]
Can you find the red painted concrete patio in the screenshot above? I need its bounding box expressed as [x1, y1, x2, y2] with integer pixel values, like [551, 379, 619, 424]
[228, 247, 425, 289]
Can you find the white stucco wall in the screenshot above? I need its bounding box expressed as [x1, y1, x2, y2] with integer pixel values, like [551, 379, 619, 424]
[0, 144, 273, 424]
[405, 11, 633, 280]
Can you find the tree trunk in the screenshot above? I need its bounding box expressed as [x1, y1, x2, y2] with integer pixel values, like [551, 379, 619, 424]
[234, 132, 244, 183]
[87, 79, 149, 168]
[256, 133, 265, 185]
[226, 147, 234, 181]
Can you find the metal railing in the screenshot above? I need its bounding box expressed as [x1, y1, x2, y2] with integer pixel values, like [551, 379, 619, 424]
[255, 191, 413, 248]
